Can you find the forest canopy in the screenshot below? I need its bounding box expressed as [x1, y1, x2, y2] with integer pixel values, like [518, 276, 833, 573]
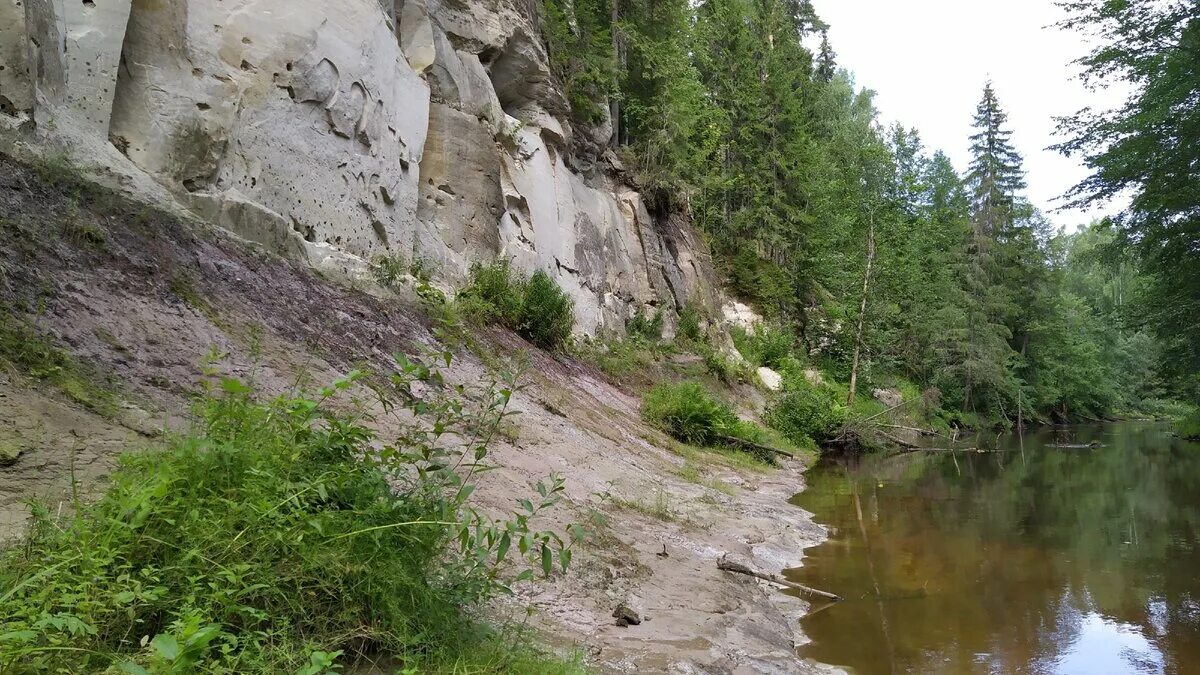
[539, 0, 1199, 422]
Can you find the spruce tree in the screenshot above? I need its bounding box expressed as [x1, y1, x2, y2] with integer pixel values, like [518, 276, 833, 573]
[966, 82, 1025, 239]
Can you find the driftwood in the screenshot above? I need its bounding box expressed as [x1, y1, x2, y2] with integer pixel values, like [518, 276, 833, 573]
[714, 434, 795, 459]
[875, 429, 919, 449]
[717, 557, 841, 602]
[873, 423, 950, 439]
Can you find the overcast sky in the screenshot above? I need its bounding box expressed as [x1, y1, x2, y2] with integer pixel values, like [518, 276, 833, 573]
[812, 0, 1128, 231]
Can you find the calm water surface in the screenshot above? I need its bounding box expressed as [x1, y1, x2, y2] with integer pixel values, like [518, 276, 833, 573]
[787, 423, 1200, 674]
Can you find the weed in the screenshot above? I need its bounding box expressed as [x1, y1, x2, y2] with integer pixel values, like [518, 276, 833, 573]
[0, 354, 584, 673]
[1177, 411, 1200, 440]
[765, 373, 846, 447]
[731, 324, 793, 369]
[60, 199, 107, 248]
[371, 252, 409, 289]
[167, 271, 204, 310]
[611, 486, 680, 523]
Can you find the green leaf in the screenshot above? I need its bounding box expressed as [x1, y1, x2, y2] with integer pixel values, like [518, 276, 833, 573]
[151, 633, 181, 662]
[497, 532, 511, 563]
[541, 543, 552, 577]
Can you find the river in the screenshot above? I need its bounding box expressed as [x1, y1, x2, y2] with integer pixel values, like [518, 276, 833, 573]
[786, 422, 1200, 674]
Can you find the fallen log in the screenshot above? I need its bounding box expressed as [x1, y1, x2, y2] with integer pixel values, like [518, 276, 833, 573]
[717, 557, 841, 602]
[875, 429, 919, 449]
[714, 434, 795, 459]
[874, 423, 950, 439]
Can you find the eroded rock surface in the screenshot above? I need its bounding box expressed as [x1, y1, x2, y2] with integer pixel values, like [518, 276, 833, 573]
[0, 0, 718, 335]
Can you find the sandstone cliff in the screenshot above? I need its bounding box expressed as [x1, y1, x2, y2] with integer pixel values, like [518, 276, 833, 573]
[0, 0, 718, 335]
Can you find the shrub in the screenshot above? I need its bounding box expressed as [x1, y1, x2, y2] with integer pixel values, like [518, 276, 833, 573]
[676, 304, 702, 343]
[699, 343, 746, 384]
[731, 324, 794, 369]
[626, 309, 664, 342]
[641, 381, 772, 458]
[766, 377, 846, 446]
[0, 355, 581, 673]
[1178, 411, 1200, 441]
[520, 270, 574, 351]
[372, 253, 408, 288]
[457, 263, 575, 351]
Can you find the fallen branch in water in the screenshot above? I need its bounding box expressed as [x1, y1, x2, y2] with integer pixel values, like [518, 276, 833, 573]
[872, 423, 951, 440]
[717, 556, 841, 602]
[875, 429, 919, 449]
[714, 434, 795, 459]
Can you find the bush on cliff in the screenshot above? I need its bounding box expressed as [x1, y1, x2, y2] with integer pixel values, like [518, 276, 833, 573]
[458, 262, 575, 351]
[0, 355, 581, 674]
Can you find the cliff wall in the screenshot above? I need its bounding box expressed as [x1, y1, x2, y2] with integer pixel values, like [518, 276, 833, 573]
[0, 0, 718, 334]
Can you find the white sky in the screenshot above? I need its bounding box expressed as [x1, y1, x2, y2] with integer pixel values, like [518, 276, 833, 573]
[812, 0, 1128, 230]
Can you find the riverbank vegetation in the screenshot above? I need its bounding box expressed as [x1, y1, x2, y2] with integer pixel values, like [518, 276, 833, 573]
[537, 0, 1199, 429]
[0, 356, 583, 673]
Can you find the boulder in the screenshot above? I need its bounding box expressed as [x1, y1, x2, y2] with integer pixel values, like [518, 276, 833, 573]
[758, 367, 783, 392]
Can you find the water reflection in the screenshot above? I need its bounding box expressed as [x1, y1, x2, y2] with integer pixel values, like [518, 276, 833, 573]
[787, 423, 1200, 674]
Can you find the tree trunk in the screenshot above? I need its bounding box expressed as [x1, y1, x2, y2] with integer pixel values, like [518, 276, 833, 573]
[847, 214, 877, 406]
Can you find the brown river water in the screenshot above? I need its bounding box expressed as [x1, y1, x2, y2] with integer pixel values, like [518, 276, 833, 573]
[787, 422, 1200, 674]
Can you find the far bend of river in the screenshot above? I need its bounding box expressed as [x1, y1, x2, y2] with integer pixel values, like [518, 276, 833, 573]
[786, 423, 1200, 674]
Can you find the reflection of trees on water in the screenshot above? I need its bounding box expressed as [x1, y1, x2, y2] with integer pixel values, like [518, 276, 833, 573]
[789, 423, 1200, 673]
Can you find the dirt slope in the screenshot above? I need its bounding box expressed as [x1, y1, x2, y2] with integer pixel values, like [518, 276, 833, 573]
[0, 156, 834, 674]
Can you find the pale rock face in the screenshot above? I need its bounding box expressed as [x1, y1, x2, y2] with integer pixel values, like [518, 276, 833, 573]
[2, 0, 720, 338]
[872, 387, 904, 408]
[19, 0, 129, 130]
[398, 0, 436, 73]
[0, 0, 33, 116]
[415, 102, 502, 277]
[108, 0, 429, 259]
[758, 367, 783, 392]
[722, 300, 764, 331]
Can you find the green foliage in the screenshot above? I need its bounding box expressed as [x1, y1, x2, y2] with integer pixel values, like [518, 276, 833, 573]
[699, 343, 746, 384]
[371, 253, 409, 289]
[1055, 0, 1200, 398]
[1177, 412, 1200, 441]
[458, 263, 575, 351]
[0, 356, 581, 673]
[521, 271, 575, 351]
[731, 324, 793, 369]
[626, 309, 664, 342]
[641, 381, 772, 459]
[728, 250, 794, 317]
[540, 0, 615, 124]
[676, 304, 702, 342]
[765, 372, 846, 446]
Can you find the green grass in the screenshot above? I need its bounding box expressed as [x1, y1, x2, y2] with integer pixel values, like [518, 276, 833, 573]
[0, 359, 583, 674]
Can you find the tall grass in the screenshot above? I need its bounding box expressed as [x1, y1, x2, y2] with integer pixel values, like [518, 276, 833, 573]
[0, 354, 582, 673]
